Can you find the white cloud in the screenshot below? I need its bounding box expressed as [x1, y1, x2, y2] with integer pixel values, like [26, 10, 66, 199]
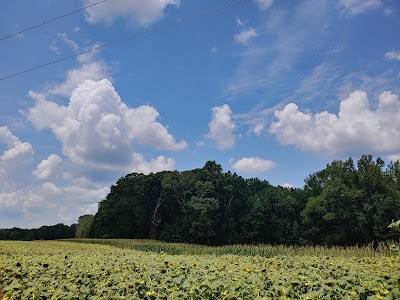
[269, 90, 400, 156]
[33, 154, 62, 180]
[253, 123, 264, 136]
[383, 7, 393, 15]
[281, 183, 294, 189]
[207, 104, 236, 150]
[387, 154, 400, 162]
[255, 0, 273, 11]
[236, 17, 247, 28]
[0, 191, 47, 211]
[211, 46, 218, 54]
[83, 0, 180, 26]
[27, 79, 186, 175]
[0, 126, 20, 148]
[1, 143, 34, 167]
[49, 41, 60, 55]
[338, 0, 382, 15]
[385, 50, 400, 61]
[46, 37, 111, 98]
[0, 173, 109, 228]
[73, 27, 80, 32]
[48, 60, 111, 97]
[234, 27, 257, 45]
[224, 1, 334, 99]
[130, 153, 175, 174]
[57, 206, 74, 223]
[41, 182, 62, 195]
[58, 33, 79, 51]
[0, 127, 34, 174]
[231, 157, 276, 174]
[0, 127, 111, 228]
[196, 140, 206, 147]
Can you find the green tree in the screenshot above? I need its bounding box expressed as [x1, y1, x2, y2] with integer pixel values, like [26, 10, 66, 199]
[76, 214, 94, 238]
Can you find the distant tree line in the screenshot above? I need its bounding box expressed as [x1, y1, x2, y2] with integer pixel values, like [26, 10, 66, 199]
[80, 155, 400, 246]
[0, 224, 76, 241]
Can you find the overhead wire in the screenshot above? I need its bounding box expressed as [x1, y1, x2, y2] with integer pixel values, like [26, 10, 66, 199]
[0, 0, 249, 82]
[0, 0, 111, 41]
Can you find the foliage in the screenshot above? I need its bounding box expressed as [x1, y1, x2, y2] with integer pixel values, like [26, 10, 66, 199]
[68, 238, 399, 258]
[388, 220, 400, 254]
[76, 215, 94, 238]
[1, 241, 399, 299]
[0, 224, 76, 241]
[87, 156, 400, 246]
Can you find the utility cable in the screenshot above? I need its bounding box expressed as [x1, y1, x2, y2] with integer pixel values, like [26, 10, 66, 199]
[0, 0, 249, 82]
[0, 0, 111, 41]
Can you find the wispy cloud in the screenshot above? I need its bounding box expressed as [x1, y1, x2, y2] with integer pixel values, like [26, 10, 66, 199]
[83, 0, 180, 26]
[234, 27, 257, 45]
[338, 0, 382, 15]
[385, 50, 400, 61]
[254, 0, 274, 11]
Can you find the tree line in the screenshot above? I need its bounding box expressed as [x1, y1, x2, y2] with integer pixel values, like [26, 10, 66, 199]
[0, 224, 76, 241]
[78, 155, 400, 246]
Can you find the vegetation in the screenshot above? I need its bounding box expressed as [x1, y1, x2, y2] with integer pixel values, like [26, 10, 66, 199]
[85, 155, 400, 246]
[1, 241, 399, 299]
[67, 238, 398, 258]
[0, 224, 76, 241]
[76, 215, 94, 238]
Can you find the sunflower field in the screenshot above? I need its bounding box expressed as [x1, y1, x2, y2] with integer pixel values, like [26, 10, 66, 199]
[0, 240, 399, 299]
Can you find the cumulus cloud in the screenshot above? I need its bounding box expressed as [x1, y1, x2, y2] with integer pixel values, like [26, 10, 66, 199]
[41, 182, 62, 195]
[230, 157, 276, 174]
[0, 126, 20, 148]
[130, 153, 175, 175]
[0, 191, 46, 212]
[32, 154, 62, 180]
[47, 36, 111, 98]
[269, 90, 400, 156]
[0, 127, 34, 174]
[234, 27, 258, 45]
[385, 50, 400, 61]
[281, 183, 294, 189]
[255, 0, 273, 11]
[0, 129, 111, 228]
[48, 60, 111, 97]
[27, 79, 186, 175]
[339, 0, 382, 15]
[83, 0, 180, 26]
[0, 173, 109, 228]
[207, 104, 236, 150]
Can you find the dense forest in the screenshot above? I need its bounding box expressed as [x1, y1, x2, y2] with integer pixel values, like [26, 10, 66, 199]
[80, 155, 400, 246]
[0, 223, 76, 241]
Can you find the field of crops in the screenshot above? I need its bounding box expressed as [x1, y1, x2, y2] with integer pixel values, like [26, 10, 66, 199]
[0, 241, 399, 299]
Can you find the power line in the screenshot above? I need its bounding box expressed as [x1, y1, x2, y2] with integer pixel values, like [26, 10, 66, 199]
[0, 0, 249, 82]
[0, 0, 111, 41]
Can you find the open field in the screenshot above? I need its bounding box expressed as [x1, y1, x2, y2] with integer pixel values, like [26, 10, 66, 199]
[0, 240, 399, 299]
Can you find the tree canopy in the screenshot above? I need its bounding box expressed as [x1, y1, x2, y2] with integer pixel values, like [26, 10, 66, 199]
[87, 155, 400, 246]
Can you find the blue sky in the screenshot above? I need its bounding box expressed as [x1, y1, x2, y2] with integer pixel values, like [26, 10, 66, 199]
[0, 0, 399, 228]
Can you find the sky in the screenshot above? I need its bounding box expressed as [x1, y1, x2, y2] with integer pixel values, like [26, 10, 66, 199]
[0, 0, 399, 228]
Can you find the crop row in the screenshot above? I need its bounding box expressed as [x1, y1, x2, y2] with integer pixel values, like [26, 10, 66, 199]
[67, 238, 399, 258]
